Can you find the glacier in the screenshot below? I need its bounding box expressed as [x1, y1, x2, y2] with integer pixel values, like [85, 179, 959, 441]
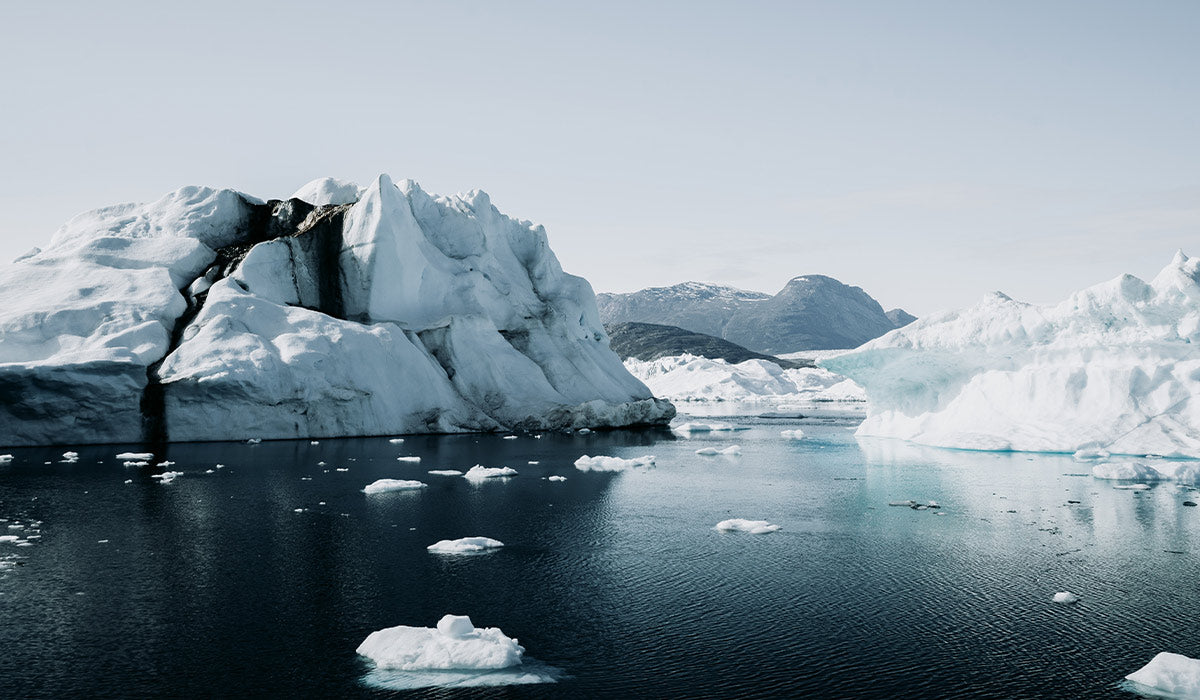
[823, 252, 1200, 458]
[624, 354, 865, 403]
[0, 175, 673, 446]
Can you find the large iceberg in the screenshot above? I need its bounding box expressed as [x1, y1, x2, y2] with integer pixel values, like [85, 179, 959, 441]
[824, 252, 1200, 458]
[357, 614, 524, 671]
[0, 176, 673, 446]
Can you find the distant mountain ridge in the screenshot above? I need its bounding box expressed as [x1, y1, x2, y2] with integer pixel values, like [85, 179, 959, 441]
[604, 322, 811, 369]
[597, 276, 913, 354]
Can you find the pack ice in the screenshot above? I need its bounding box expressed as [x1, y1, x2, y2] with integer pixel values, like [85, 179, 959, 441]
[824, 252, 1200, 458]
[0, 176, 674, 446]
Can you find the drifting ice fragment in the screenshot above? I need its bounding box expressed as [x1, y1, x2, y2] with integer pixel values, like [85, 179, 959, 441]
[780, 429, 805, 439]
[0, 454, 12, 463]
[427, 470, 464, 476]
[363, 479, 428, 494]
[397, 456, 422, 463]
[674, 422, 747, 434]
[427, 537, 505, 555]
[502, 436, 518, 440]
[1052, 591, 1079, 604]
[463, 466, 518, 481]
[1125, 652, 1200, 697]
[356, 614, 524, 670]
[548, 475, 567, 482]
[573, 455, 655, 472]
[116, 452, 154, 460]
[695, 445, 741, 456]
[151, 471, 183, 483]
[715, 519, 781, 534]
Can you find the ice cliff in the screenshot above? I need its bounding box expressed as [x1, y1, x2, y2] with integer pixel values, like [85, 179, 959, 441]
[823, 252, 1200, 458]
[0, 175, 673, 446]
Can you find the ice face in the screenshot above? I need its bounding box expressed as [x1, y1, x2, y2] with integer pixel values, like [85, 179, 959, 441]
[824, 252, 1200, 458]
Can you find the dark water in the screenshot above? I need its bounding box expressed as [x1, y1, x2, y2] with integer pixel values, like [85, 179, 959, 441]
[1, 414, 1198, 698]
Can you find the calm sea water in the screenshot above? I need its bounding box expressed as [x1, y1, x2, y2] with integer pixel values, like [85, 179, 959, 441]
[1, 409, 1197, 698]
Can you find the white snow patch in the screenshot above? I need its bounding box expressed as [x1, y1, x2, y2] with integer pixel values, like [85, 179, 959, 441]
[426, 537, 505, 555]
[715, 519, 781, 534]
[573, 455, 655, 472]
[289, 177, 362, 206]
[363, 479, 428, 494]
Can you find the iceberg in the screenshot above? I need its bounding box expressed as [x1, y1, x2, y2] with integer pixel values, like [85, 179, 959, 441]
[780, 429, 805, 440]
[626, 354, 865, 403]
[695, 445, 741, 456]
[0, 176, 673, 447]
[427, 469, 463, 476]
[357, 614, 524, 671]
[573, 454, 656, 472]
[1125, 652, 1200, 697]
[463, 466, 517, 481]
[1052, 591, 1079, 604]
[824, 252, 1200, 458]
[363, 479, 427, 494]
[715, 519, 781, 534]
[426, 537, 505, 554]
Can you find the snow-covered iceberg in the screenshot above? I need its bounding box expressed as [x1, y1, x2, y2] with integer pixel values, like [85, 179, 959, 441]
[625, 354, 865, 403]
[824, 252, 1200, 458]
[357, 614, 524, 671]
[0, 176, 673, 446]
[427, 537, 505, 554]
[1125, 652, 1200, 697]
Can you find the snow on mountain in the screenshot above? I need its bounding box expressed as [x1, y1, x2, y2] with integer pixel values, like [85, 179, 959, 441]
[823, 252, 1200, 457]
[597, 276, 909, 353]
[625, 354, 865, 403]
[0, 176, 673, 446]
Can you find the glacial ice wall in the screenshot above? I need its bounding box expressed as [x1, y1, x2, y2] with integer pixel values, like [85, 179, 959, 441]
[0, 175, 673, 446]
[822, 252, 1200, 458]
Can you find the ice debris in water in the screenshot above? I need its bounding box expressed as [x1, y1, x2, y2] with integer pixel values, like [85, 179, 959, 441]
[1073, 447, 1110, 460]
[573, 455, 655, 472]
[1052, 591, 1079, 604]
[715, 519, 781, 534]
[363, 479, 428, 494]
[388, 438, 406, 444]
[0, 454, 12, 463]
[502, 435, 518, 440]
[673, 422, 748, 434]
[1125, 652, 1200, 697]
[151, 471, 183, 483]
[246, 438, 262, 444]
[547, 475, 566, 482]
[397, 456, 422, 463]
[427, 470, 464, 476]
[463, 466, 518, 481]
[116, 452, 154, 460]
[61, 451, 79, 463]
[426, 537, 505, 555]
[695, 445, 741, 456]
[357, 614, 524, 671]
[1092, 460, 1200, 485]
[780, 429, 805, 440]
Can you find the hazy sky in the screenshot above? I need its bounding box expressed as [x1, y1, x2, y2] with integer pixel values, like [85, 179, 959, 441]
[1, 1, 1196, 315]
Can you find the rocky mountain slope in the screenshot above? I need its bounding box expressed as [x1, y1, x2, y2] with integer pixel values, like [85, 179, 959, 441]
[604, 322, 810, 369]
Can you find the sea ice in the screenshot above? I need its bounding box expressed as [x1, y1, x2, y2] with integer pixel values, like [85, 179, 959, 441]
[116, 452, 154, 460]
[397, 456, 422, 463]
[547, 475, 566, 482]
[427, 470, 464, 476]
[780, 429, 805, 440]
[463, 466, 518, 481]
[0, 454, 12, 463]
[695, 445, 741, 456]
[356, 614, 524, 670]
[426, 537, 505, 555]
[1092, 462, 1166, 481]
[1125, 652, 1200, 697]
[1052, 591, 1079, 604]
[363, 479, 428, 494]
[389, 438, 406, 444]
[715, 519, 781, 534]
[673, 422, 748, 433]
[151, 471, 183, 483]
[502, 436, 518, 440]
[573, 455, 656, 472]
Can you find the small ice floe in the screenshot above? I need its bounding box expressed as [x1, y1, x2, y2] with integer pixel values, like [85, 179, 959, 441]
[548, 476, 567, 482]
[673, 422, 747, 434]
[310, 441, 320, 445]
[695, 445, 741, 456]
[123, 479, 132, 484]
[1113, 483, 1152, 490]
[527, 461, 540, 465]
[1052, 591, 1079, 604]
[151, 471, 184, 483]
[1125, 652, 1200, 697]
[502, 435, 518, 440]
[156, 461, 175, 467]
[1092, 461, 1164, 481]
[427, 537, 505, 555]
[428, 470, 464, 476]
[363, 479, 428, 494]
[123, 460, 150, 468]
[116, 452, 154, 461]
[1073, 446, 1110, 460]
[0, 535, 19, 543]
[463, 466, 518, 482]
[336, 468, 349, 472]
[397, 456, 422, 463]
[389, 438, 406, 444]
[246, 438, 262, 445]
[780, 429, 805, 440]
[573, 455, 655, 472]
[577, 428, 592, 434]
[715, 519, 781, 534]
[215, 464, 225, 469]
[0, 454, 13, 464]
[61, 451, 79, 463]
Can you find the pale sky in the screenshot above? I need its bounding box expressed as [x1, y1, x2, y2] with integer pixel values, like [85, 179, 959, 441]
[1, 1, 1196, 315]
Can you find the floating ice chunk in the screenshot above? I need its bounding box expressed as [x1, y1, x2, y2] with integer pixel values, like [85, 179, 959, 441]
[463, 466, 518, 481]
[0, 454, 12, 463]
[123, 460, 149, 468]
[1052, 591, 1079, 604]
[1092, 461, 1166, 481]
[1113, 483, 1151, 490]
[427, 469, 464, 476]
[363, 479, 428, 494]
[116, 452, 154, 460]
[246, 438, 262, 444]
[397, 456, 422, 463]
[310, 441, 320, 445]
[674, 422, 747, 434]
[1073, 447, 1110, 460]
[780, 429, 805, 440]
[61, 451, 79, 462]
[427, 537, 505, 555]
[502, 436, 518, 440]
[389, 438, 406, 444]
[715, 519, 781, 534]
[356, 614, 524, 671]
[0, 535, 19, 542]
[573, 454, 655, 472]
[1125, 652, 1200, 697]
[547, 475, 566, 482]
[151, 471, 183, 483]
[695, 445, 741, 456]
[527, 461, 539, 465]
[157, 460, 175, 467]
[577, 428, 592, 434]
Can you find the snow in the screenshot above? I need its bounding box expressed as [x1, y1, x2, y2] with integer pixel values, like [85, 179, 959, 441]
[427, 537, 505, 555]
[463, 466, 518, 481]
[573, 454, 656, 472]
[1052, 591, 1079, 604]
[1125, 652, 1200, 697]
[780, 429, 805, 440]
[356, 614, 524, 671]
[715, 519, 781, 534]
[695, 445, 741, 456]
[824, 252, 1200, 458]
[363, 479, 428, 494]
[625, 354, 865, 403]
[0, 175, 674, 447]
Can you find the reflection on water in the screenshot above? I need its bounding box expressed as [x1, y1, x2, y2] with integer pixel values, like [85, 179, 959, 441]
[1, 418, 1198, 698]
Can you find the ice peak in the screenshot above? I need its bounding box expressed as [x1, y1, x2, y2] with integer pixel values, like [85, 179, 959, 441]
[289, 177, 361, 206]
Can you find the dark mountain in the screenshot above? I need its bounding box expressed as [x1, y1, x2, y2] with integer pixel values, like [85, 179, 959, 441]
[597, 276, 913, 354]
[604, 322, 811, 369]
